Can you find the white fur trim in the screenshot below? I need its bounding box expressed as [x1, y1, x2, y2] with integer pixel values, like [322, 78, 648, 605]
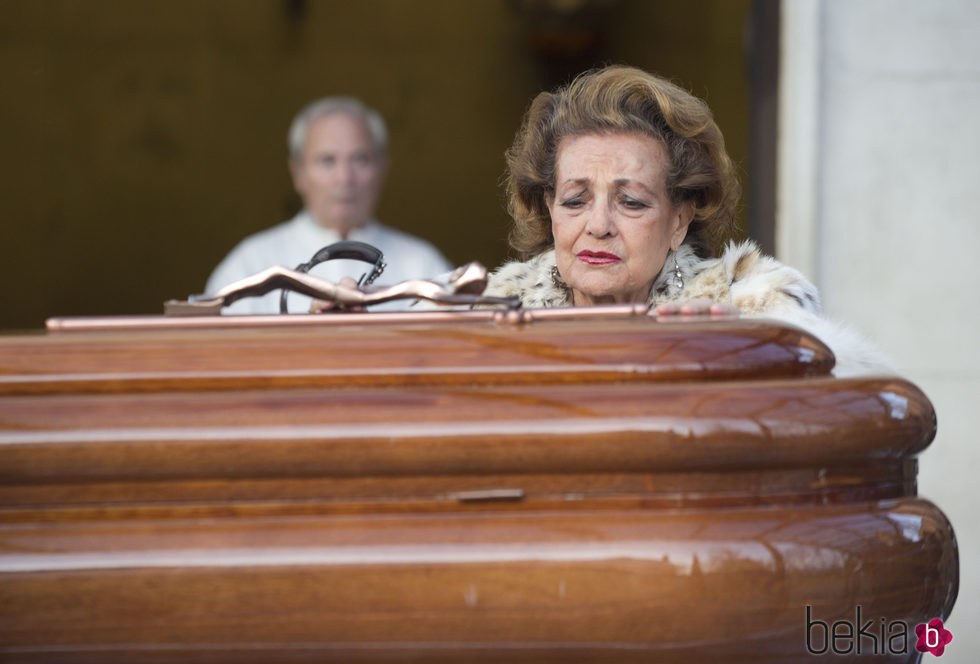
[680, 240, 822, 316]
[484, 240, 891, 376]
[757, 308, 896, 377]
[483, 250, 570, 308]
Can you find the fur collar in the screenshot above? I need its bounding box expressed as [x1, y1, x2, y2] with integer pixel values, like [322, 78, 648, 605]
[482, 241, 896, 377]
[484, 239, 822, 317]
[484, 243, 702, 308]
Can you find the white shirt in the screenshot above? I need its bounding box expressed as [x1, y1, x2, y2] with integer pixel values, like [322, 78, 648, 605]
[205, 211, 453, 314]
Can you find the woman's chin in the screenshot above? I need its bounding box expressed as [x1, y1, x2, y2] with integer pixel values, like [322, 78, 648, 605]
[571, 285, 646, 306]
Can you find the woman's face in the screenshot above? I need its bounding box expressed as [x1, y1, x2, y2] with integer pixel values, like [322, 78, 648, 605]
[549, 132, 693, 306]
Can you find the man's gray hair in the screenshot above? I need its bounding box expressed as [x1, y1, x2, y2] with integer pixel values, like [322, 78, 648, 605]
[287, 96, 388, 160]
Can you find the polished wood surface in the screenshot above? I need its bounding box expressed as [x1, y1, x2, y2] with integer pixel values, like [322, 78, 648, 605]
[5, 311, 833, 394]
[0, 311, 958, 662]
[0, 377, 933, 506]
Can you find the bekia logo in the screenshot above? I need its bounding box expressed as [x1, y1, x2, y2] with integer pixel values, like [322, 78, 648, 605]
[805, 606, 953, 657]
[915, 618, 953, 657]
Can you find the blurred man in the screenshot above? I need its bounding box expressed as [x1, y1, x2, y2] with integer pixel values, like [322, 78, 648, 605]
[206, 96, 451, 313]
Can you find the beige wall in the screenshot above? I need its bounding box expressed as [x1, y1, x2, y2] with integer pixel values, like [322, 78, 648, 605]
[779, 1, 979, 659]
[0, 0, 750, 329]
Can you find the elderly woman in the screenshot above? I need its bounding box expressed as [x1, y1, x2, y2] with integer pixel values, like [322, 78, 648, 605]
[483, 65, 888, 377]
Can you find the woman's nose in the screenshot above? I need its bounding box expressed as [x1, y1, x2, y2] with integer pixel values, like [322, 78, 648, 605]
[585, 204, 616, 238]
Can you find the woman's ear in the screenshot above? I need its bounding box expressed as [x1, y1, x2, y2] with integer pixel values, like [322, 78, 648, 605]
[670, 200, 695, 251]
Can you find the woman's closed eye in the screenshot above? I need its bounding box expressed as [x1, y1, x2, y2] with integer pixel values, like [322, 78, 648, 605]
[559, 196, 587, 209]
[619, 195, 649, 210]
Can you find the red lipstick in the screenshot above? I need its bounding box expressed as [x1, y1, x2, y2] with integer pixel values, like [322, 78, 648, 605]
[577, 250, 621, 265]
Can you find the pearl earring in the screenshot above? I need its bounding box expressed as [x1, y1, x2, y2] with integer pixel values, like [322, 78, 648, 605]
[672, 252, 684, 291]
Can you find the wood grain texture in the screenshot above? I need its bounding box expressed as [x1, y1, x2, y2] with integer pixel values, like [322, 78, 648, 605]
[3, 314, 833, 394]
[0, 313, 958, 662]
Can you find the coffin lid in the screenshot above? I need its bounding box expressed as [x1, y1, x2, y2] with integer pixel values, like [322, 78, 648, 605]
[2, 305, 837, 394]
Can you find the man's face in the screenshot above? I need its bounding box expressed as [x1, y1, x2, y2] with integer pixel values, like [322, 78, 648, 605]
[290, 112, 387, 235]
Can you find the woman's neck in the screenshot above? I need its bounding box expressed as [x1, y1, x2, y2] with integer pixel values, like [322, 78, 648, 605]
[571, 286, 651, 307]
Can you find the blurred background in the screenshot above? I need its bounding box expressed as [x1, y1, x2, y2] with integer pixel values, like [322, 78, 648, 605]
[1, 1, 977, 661]
[0, 0, 770, 329]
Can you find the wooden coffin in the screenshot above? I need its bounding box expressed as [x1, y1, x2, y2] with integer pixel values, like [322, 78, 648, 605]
[0, 307, 958, 662]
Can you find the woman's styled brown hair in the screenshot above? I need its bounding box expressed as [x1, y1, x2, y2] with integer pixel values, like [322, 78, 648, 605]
[505, 65, 740, 258]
